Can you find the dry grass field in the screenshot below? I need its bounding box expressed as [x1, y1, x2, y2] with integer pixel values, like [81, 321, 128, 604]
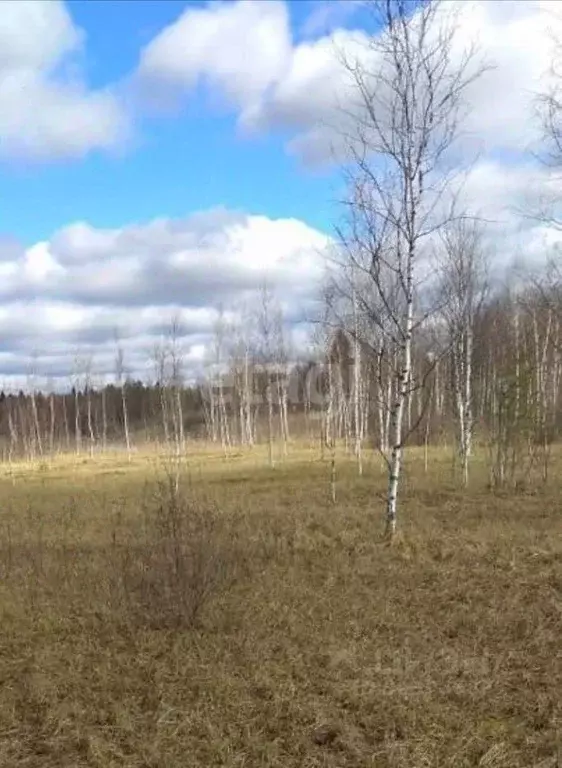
[0, 444, 560, 767]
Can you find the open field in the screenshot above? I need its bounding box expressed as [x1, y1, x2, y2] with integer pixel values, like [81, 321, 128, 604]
[0, 445, 561, 767]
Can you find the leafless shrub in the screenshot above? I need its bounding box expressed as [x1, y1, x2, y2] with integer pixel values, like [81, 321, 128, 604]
[110, 475, 240, 629]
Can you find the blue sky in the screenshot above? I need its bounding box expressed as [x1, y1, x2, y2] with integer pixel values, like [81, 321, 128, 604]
[1, 112, 339, 244]
[0, 0, 558, 386]
[0, 0, 354, 245]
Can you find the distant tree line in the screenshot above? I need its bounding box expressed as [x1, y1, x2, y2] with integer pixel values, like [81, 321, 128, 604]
[2, 271, 560, 480]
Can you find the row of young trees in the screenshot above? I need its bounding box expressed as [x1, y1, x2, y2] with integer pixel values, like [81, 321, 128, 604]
[0, 381, 205, 464]
[324, 258, 562, 484]
[2, 1, 562, 537]
[2, 266, 560, 477]
[201, 0, 562, 536]
[321, 0, 562, 535]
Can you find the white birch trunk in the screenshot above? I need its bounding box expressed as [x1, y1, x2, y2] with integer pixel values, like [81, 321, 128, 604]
[30, 390, 43, 458]
[49, 393, 56, 457]
[244, 349, 254, 446]
[386, 320, 412, 537]
[353, 291, 363, 475]
[101, 386, 108, 453]
[121, 385, 131, 462]
[386, 256, 414, 537]
[266, 376, 274, 468]
[461, 326, 474, 486]
[74, 388, 81, 456]
[62, 394, 70, 453]
[87, 389, 95, 459]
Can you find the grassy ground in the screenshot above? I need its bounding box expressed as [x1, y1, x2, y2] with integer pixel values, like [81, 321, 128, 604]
[0, 444, 560, 767]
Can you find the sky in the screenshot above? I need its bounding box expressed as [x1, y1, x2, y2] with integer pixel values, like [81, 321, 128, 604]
[0, 0, 561, 390]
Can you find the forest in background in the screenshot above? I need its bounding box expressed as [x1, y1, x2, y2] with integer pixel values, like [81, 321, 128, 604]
[1, 263, 560, 492]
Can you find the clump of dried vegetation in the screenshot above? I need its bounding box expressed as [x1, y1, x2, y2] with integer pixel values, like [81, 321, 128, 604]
[110, 471, 243, 630]
[0, 446, 560, 767]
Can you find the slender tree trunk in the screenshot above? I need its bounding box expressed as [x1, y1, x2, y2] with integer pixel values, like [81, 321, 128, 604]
[281, 378, 289, 449]
[87, 389, 95, 458]
[30, 391, 43, 459]
[173, 385, 185, 456]
[386, 247, 414, 538]
[218, 372, 230, 456]
[74, 389, 81, 456]
[238, 385, 245, 445]
[384, 358, 393, 454]
[353, 291, 363, 475]
[8, 406, 18, 463]
[121, 385, 131, 461]
[62, 394, 70, 453]
[277, 372, 288, 456]
[514, 307, 521, 424]
[160, 385, 170, 445]
[376, 344, 387, 454]
[424, 412, 430, 474]
[266, 377, 274, 468]
[49, 393, 56, 457]
[462, 327, 474, 487]
[206, 377, 216, 442]
[244, 349, 254, 446]
[101, 386, 108, 452]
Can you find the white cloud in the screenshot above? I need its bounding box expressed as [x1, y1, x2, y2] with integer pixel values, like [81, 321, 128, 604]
[272, 0, 560, 164]
[0, 1, 78, 67]
[135, 0, 561, 166]
[23, 242, 65, 284]
[454, 160, 562, 271]
[137, 0, 292, 122]
[0, 0, 129, 161]
[241, 28, 368, 141]
[455, 1, 557, 154]
[134, 0, 562, 263]
[1, 191, 557, 391]
[0, 208, 329, 388]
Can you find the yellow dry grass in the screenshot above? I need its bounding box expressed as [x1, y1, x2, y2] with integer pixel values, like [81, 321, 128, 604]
[0, 443, 560, 767]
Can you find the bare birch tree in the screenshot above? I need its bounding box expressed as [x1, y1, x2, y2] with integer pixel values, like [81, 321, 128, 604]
[212, 306, 232, 456]
[75, 354, 96, 459]
[335, 0, 485, 536]
[438, 219, 488, 486]
[71, 356, 82, 457]
[168, 314, 186, 458]
[114, 332, 132, 461]
[27, 358, 43, 461]
[256, 284, 277, 468]
[100, 374, 108, 453]
[151, 339, 172, 447]
[272, 301, 291, 457]
[230, 303, 256, 447]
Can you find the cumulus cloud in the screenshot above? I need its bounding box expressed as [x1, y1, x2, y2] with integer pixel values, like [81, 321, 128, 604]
[2, 189, 557, 391]
[0, 209, 329, 389]
[0, 0, 129, 161]
[2, 0, 558, 167]
[137, 0, 292, 121]
[135, 0, 560, 166]
[257, 1, 561, 165]
[134, 1, 562, 259]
